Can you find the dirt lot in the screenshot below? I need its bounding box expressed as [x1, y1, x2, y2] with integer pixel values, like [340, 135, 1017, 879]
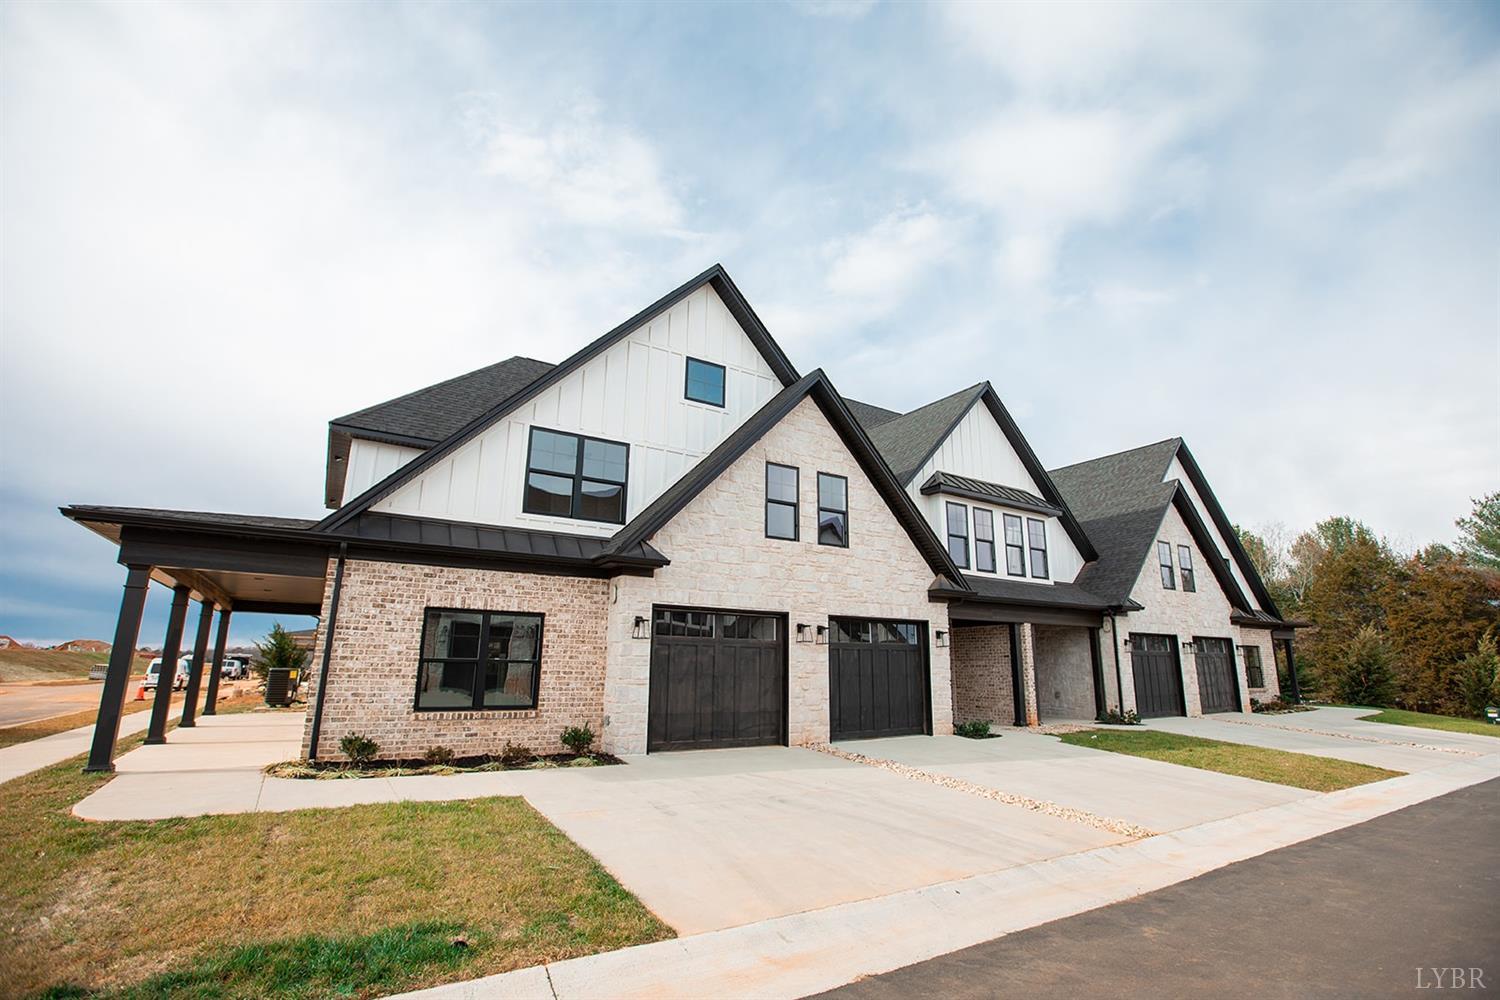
[0, 647, 151, 683]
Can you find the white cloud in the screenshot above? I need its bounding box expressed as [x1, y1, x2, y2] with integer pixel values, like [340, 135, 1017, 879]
[824, 208, 957, 300]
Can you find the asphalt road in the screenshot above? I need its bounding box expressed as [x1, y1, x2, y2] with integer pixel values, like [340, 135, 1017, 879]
[817, 776, 1500, 1000]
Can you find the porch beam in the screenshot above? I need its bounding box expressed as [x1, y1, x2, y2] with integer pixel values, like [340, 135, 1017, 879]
[1089, 627, 1107, 719]
[202, 608, 231, 716]
[179, 599, 214, 727]
[84, 564, 153, 773]
[145, 585, 191, 745]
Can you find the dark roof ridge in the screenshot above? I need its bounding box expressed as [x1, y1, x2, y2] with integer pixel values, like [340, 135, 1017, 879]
[1050, 436, 1184, 476]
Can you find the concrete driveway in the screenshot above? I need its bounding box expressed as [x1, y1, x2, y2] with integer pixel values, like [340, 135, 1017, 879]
[519, 746, 1125, 933]
[1144, 712, 1472, 772]
[843, 732, 1313, 832]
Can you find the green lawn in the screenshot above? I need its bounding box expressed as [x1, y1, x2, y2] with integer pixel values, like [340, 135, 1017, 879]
[1058, 729, 1403, 792]
[0, 740, 671, 999]
[1348, 706, 1500, 739]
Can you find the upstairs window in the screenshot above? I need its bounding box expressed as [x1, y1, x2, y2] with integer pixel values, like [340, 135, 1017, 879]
[1003, 514, 1026, 576]
[1179, 545, 1196, 592]
[1027, 518, 1049, 578]
[974, 508, 996, 573]
[684, 357, 726, 407]
[946, 502, 969, 569]
[1242, 644, 1265, 687]
[415, 608, 543, 712]
[523, 428, 629, 524]
[766, 463, 799, 540]
[1159, 541, 1176, 589]
[817, 472, 848, 547]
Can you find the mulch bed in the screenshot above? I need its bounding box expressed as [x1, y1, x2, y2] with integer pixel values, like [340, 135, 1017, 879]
[266, 751, 624, 780]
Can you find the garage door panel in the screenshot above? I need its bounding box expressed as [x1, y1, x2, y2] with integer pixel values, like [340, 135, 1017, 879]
[830, 618, 928, 741]
[1130, 633, 1185, 718]
[1194, 636, 1240, 714]
[649, 610, 785, 752]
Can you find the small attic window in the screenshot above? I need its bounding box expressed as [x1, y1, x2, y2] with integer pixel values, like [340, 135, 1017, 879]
[685, 357, 726, 407]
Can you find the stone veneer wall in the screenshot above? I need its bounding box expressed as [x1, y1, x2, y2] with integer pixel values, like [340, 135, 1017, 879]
[1239, 629, 1281, 702]
[1033, 625, 1097, 720]
[299, 558, 609, 760]
[950, 624, 1016, 727]
[1103, 503, 1252, 717]
[603, 396, 953, 754]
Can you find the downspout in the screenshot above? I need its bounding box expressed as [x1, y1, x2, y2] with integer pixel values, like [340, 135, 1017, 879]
[1107, 609, 1126, 715]
[307, 542, 347, 761]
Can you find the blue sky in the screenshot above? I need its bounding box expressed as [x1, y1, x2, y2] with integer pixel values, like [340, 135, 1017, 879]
[2, 0, 1497, 646]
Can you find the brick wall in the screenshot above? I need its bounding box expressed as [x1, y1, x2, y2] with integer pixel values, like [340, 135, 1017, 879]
[951, 624, 1016, 727]
[299, 558, 609, 760]
[1240, 629, 1281, 702]
[603, 397, 952, 754]
[1033, 624, 1097, 720]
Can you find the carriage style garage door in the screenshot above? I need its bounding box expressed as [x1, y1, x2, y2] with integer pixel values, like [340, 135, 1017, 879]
[829, 618, 929, 741]
[1130, 633, 1186, 718]
[1194, 636, 1242, 713]
[648, 608, 786, 752]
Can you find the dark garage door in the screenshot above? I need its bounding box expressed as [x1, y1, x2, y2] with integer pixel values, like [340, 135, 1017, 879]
[1130, 633, 1185, 718]
[648, 608, 785, 752]
[1194, 636, 1241, 714]
[829, 618, 929, 741]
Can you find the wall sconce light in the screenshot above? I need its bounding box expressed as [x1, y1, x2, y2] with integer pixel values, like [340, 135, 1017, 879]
[1121, 637, 1131, 652]
[632, 616, 649, 640]
[1182, 641, 1196, 655]
[815, 625, 828, 645]
[934, 630, 949, 649]
[795, 623, 813, 644]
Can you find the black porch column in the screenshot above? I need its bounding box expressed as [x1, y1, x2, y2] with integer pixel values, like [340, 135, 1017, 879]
[85, 564, 153, 773]
[180, 599, 214, 727]
[1008, 623, 1027, 727]
[1089, 627, 1107, 719]
[202, 608, 231, 716]
[145, 585, 191, 745]
[1282, 637, 1302, 703]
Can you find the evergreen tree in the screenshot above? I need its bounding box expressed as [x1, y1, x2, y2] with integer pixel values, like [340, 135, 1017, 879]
[1455, 492, 1500, 570]
[253, 622, 308, 679]
[1331, 626, 1397, 707]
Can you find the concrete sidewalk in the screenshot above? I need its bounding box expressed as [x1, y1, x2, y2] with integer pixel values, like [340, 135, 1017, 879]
[1143, 712, 1469, 772]
[391, 751, 1500, 1000]
[0, 706, 156, 785]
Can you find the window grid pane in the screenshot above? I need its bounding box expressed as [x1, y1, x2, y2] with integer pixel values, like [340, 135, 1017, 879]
[1027, 518, 1048, 578]
[416, 609, 544, 712]
[685, 358, 726, 406]
[1159, 541, 1176, 589]
[525, 427, 628, 524]
[946, 502, 969, 569]
[1003, 514, 1025, 576]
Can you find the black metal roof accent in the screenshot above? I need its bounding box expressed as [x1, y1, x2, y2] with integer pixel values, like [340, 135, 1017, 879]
[63, 505, 321, 537]
[918, 472, 1062, 517]
[318, 264, 802, 533]
[601, 370, 970, 588]
[950, 575, 1120, 610]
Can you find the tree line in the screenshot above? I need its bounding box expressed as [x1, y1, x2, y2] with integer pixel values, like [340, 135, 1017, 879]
[1236, 492, 1500, 718]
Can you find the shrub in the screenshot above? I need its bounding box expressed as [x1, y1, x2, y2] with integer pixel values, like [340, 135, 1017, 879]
[1453, 630, 1500, 719]
[560, 725, 596, 755]
[499, 741, 532, 767]
[1332, 625, 1397, 707]
[253, 622, 308, 681]
[954, 720, 992, 738]
[1098, 708, 1142, 725]
[422, 746, 455, 766]
[338, 732, 379, 768]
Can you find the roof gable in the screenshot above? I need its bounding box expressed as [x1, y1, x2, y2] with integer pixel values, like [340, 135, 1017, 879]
[604, 370, 968, 587]
[318, 265, 801, 533]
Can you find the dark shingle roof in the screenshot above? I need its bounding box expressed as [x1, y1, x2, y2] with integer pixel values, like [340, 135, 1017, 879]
[333, 357, 556, 445]
[843, 397, 902, 430]
[1048, 438, 1182, 522]
[1070, 492, 1176, 605]
[865, 383, 987, 484]
[959, 575, 1119, 610]
[918, 472, 1061, 516]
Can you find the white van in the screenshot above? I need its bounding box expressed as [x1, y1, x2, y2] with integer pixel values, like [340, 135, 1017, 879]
[143, 655, 191, 691]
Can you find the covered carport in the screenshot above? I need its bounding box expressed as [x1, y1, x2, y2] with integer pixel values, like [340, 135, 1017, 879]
[60, 506, 332, 772]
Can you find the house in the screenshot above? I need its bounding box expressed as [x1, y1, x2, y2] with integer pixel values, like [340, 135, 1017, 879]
[62, 264, 1300, 769]
[0, 635, 19, 649]
[55, 639, 112, 653]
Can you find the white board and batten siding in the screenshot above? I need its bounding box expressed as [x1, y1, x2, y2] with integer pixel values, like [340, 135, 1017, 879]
[1164, 455, 1267, 614]
[908, 401, 1087, 585]
[364, 285, 782, 536]
[344, 440, 426, 501]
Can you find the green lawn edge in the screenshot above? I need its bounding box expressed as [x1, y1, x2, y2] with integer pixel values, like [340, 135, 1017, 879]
[1058, 729, 1404, 792]
[1343, 705, 1500, 739]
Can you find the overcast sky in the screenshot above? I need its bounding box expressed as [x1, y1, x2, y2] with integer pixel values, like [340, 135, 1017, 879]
[2, 0, 1496, 646]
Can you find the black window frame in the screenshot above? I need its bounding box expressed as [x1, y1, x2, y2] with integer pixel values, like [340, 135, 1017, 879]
[413, 607, 545, 713]
[945, 501, 970, 569]
[1242, 644, 1265, 687]
[522, 426, 630, 525]
[1159, 541, 1176, 589]
[973, 508, 996, 573]
[1179, 545, 1196, 592]
[1026, 517, 1049, 579]
[816, 471, 849, 548]
[683, 356, 727, 408]
[1003, 513, 1026, 577]
[765, 462, 799, 541]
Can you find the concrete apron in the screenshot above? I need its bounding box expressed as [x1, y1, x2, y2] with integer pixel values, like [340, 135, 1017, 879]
[392, 752, 1500, 1000]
